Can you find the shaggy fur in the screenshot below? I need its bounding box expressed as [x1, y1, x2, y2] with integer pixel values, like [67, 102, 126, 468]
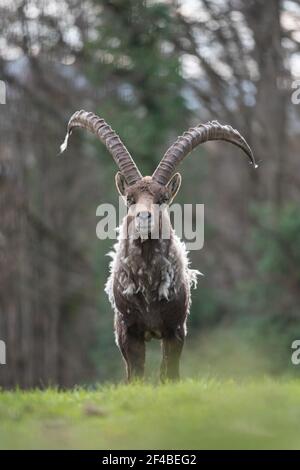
[105, 216, 200, 381]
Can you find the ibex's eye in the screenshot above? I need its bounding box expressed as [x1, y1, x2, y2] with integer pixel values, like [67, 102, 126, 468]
[160, 195, 169, 205]
[126, 196, 135, 206]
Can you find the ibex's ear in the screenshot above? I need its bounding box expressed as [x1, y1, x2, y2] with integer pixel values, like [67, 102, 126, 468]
[167, 173, 181, 204]
[115, 172, 128, 197]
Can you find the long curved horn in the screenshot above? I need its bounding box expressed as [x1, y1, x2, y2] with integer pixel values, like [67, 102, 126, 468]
[60, 110, 142, 186]
[152, 120, 258, 186]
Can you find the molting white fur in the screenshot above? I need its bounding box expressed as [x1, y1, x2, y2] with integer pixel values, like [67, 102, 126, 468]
[105, 220, 201, 315]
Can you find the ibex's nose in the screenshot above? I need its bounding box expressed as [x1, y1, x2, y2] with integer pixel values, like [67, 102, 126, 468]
[137, 211, 151, 221]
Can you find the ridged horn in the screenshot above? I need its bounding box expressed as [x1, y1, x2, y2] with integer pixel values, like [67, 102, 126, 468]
[60, 110, 142, 185]
[152, 120, 258, 185]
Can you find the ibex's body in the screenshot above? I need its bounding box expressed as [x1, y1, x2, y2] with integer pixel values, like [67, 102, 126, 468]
[106, 209, 199, 380]
[60, 110, 257, 381]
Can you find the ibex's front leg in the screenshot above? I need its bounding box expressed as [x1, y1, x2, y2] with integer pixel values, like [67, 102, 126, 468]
[160, 330, 184, 382]
[115, 319, 145, 382]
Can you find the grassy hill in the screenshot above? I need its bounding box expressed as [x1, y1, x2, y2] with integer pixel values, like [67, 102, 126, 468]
[1, 378, 300, 449]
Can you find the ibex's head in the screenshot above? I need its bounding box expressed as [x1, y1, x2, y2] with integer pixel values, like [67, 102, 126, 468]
[115, 173, 181, 240]
[60, 110, 257, 240]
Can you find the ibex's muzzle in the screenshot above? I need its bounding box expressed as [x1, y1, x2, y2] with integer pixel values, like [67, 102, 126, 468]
[137, 211, 151, 222]
[136, 210, 152, 239]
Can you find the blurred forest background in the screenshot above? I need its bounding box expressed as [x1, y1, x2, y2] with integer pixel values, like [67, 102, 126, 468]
[0, 0, 300, 388]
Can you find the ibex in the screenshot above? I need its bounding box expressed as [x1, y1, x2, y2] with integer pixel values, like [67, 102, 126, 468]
[60, 110, 257, 381]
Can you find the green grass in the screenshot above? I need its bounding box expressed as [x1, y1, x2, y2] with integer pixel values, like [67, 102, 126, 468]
[1, 378, 300, 449]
